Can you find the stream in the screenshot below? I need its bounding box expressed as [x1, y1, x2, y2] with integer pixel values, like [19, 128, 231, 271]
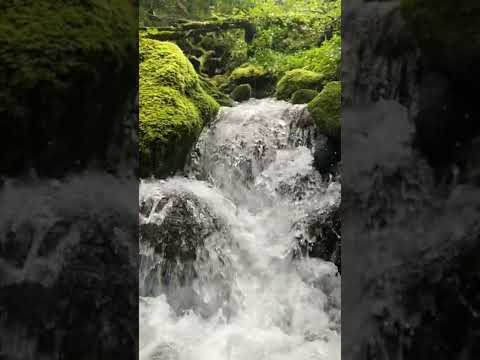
[139, 98, 341, 360]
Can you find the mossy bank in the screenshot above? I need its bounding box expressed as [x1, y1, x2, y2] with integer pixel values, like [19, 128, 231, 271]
[0, 0, 137, 176]
[139, 37, 219, 177]
[308, 81, 341, 141]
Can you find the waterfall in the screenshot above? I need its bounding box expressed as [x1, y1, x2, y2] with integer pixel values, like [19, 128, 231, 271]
[139, 98, 341, 360]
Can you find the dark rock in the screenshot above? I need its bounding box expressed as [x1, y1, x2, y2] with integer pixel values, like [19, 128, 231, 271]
[139, 190, 229, 296]
[313, 135, 340, 176]
[293, 202, 341, 272]
[231, 84, 252, 102]
[140, 192, 222, 263]
[276, 173, 323, 201]
[140, 196, 155, 217]
[139, 189, 235, 316]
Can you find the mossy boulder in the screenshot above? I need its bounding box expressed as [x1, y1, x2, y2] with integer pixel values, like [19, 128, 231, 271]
[401, 0, 480, 80]
[228, 64, 276, 98]
[276, 69, 325, 101]
[230, 64, 268, 83]
[291, 89, 319, 104]
[0, 0, 137, 176]
[308, 81, 341, 141]
[140, 38, 219, 178]
[231, 84, 252, 102]
[199, 75, 234, 107]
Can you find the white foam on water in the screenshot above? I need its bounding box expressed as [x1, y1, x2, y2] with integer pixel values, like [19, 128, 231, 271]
[140, 99, 341, 360]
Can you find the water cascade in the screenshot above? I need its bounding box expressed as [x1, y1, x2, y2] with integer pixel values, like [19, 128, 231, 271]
[139, 99, 341, 360]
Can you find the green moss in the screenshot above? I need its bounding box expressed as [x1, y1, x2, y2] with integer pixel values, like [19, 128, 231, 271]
[211, 74, 229, 89]
[276, 69, 325, 101]
[0, 0, 137, 175]
[231, 84, 252, 102]
[199, 75, 234, 107]
[0, 0, 136, 109]
[291, 89, 318, 104]
[308, 81, 341, 141]
[401, 0, 480, 79]
[140, 38, 220, 177]
[230, 64, 268, 83]
[229, 64, 275, 98]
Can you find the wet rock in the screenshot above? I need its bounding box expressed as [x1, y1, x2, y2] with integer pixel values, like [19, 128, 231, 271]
[139, 188, 234, 317]
[312, 135, 340, 176]
[140, 191, 223, 263]
[149, 342, 180, 360]
[231, 83, 252, 102]
[139, 191, 215, 296]
[293, 202, 341, 272]
[140, 196, 155, 217]
[287, 105, 316, 148]
[276, 173, 323, 201]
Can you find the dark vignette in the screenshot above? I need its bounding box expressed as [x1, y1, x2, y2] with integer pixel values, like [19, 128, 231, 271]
[0, 1, 139, 359]
[342, 1, 480, 359]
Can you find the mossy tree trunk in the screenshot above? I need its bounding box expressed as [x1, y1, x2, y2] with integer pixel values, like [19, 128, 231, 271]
[141, 19, 257, 44]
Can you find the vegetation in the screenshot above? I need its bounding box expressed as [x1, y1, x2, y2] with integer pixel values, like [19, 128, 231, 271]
[228, 64, 275, 98]
[276, 69, 325, 100]
[308, 81, 341, 141]
[139, 0, 341, 177]
[139, 37, 219, 177]
[291, 89, 319, 104]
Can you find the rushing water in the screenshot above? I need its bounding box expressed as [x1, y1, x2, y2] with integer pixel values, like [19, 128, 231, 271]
[139, 99, 341, 360]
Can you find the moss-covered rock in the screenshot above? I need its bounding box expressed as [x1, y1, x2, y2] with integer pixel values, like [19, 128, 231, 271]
[308, 81, 341, 140]
[140, 38, 219, 177]
[199, 75, 234, 107]
[211, 74, 230, 89]
[230, 64, 268, 83]
[401, 0, 480, 80]
[0, 0, 137, 176]
[291, 89, 319, 104]
[231, 84, 252, 102]
[276, 69, 325, 101]
[228, 64, 276, 98]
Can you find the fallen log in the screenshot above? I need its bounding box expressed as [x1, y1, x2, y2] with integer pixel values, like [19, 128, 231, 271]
[141, 19, 257, 43]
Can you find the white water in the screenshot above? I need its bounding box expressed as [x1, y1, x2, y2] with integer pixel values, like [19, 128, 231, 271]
[139, 99, 341, 360]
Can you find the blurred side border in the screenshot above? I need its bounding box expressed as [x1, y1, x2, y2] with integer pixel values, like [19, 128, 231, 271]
[342, 0, 480, 359]
[0, 1, 139, 359]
